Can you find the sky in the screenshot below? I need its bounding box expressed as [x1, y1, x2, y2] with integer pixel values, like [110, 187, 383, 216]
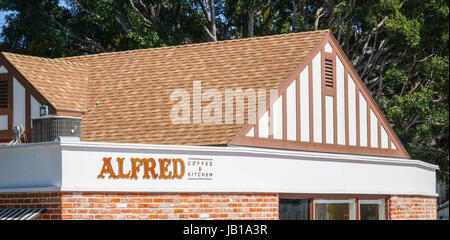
[0, 11, 9, 37]
[0, 11, 8, 28]
[0, 10, 14, 35]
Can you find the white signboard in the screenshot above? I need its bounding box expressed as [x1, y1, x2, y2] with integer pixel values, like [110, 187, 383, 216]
[0, 139, 438, 196]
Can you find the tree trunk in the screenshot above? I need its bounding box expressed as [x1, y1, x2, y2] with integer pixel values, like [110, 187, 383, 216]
[209, 0, 217, 41]
[243, 9, 254, 38]
[199, 0, 217, 41]
[291, 0, 298, 31]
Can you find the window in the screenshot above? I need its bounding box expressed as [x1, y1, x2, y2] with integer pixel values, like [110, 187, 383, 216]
[0, 79, 7, 108]
[280, 197, 387, 220]
[279, 199, 310, 220]
[315, 199, 356, 220]
[360, 199, 386, 220]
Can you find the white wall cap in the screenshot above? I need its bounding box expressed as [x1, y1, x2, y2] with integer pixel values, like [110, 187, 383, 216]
[55, 136, 81, 142]
[1, 139, 438, 171]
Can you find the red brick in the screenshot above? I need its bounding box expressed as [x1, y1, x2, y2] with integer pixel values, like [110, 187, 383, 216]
[158, 215, 169, 219]
[0, 191, 282, 220]
[174, 209, 184, 213]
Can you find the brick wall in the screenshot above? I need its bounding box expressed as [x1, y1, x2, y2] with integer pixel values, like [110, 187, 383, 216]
[1, 192, 437, 220]
[0, 192, 61, 220]
[0, 192, 279, 220]
[388, 195, 437, 220]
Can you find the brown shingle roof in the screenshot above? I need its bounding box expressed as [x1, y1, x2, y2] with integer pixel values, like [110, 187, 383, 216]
[1, 52, 88, 112]
[4, 30, 328, 145]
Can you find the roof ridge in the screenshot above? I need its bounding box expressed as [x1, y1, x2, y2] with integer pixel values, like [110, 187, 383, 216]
[59, 29, 329, 61]
[1, 52, 89, 67]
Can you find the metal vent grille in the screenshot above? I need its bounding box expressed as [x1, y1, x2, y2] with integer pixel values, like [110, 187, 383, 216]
[324, 58, 333, 88]
[0, 208, 46, 220]
[31, 116, 81, 143]
[0, 80, 7, 108]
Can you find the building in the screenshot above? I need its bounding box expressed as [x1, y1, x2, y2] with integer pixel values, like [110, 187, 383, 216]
[437, 181, 449, 220]
[0, 30, 438, 220]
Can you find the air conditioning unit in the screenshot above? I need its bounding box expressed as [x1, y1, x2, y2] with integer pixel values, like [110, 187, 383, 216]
[31, 115, 82, 143]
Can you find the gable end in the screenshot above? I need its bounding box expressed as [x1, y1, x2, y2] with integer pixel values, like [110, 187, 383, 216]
[230, 32, 410, 159]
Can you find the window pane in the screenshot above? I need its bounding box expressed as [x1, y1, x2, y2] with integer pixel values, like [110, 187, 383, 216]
[360, 204, 379, 220]
[279, 199, 310, 220]
[360, 200, 386, 220]
[315, 199, 356, 220]
[316, 203, 350, 220]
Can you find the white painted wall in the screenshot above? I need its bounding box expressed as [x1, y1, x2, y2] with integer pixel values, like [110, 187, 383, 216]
[336, 56, 345, 145]
[325, 96, 334, 144]
[391, 141, 397, 150]
[0, 65, 8, 73]
[359, 92, 368, 147]
[370, 109, 378, 148]
[381, 126, 388, 149]
[13, 78, 25, 128]
[246, 127, 254, 137]
[30, 96, 40, 119]
[0, 140, 438, 196]
[259, 111, 269, 138]
[312, 52, 322, 143]
[348, 75, 356, 146]
[286, 80, 296, 141]
[324, 42, 333, 53]
[300, 66, 309, 142]
[273, 96, 283, 140]
[30, 95, 41, 128]
[0, 115, 7, 130]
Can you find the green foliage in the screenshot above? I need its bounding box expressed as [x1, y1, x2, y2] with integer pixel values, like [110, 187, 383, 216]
[0, 0, 208, 55]
[0, 0, 72, 57]
[383, 56, 449, 182]
[385, 14, 421, 49]
[383, 68, 407, 93]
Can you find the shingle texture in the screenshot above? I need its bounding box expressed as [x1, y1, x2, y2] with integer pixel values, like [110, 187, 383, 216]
[2, 30, 327, 145]
[1, 53, 88, 112]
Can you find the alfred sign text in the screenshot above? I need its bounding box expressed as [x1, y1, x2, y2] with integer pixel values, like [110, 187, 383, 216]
[97, 157, 185, 180]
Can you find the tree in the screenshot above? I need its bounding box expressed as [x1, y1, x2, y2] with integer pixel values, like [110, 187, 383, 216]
[0, 0, 73, 57]
[197, 0, 217, 41]
[0, 0, 208, 56]
[223, 0, 279, 38]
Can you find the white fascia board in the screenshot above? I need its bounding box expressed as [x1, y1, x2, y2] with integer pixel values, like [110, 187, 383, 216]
[0, 139, 438, 171]
[47, 139, 439, 171]
[228, 146, 439, 171]
[0, 139, 438, 196]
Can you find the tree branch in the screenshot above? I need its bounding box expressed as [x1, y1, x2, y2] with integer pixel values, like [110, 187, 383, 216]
[115, 15, 132, 33]
[314, 7, 324, 30]
[198, 0, 216, 41]
[128, 0, 153, 28]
